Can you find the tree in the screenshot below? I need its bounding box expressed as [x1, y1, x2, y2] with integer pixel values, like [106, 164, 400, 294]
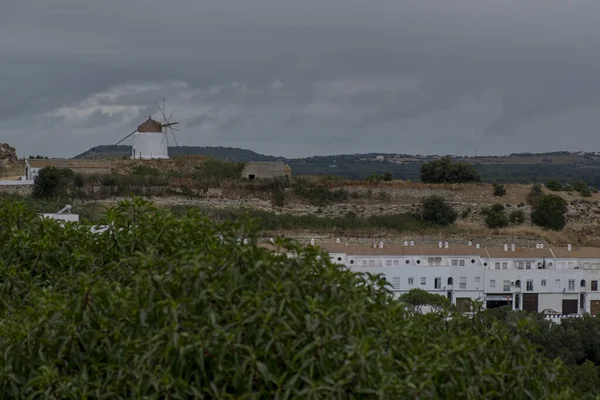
[493, 183, 506, 196]
[527, 183, 544, 207]
[383, 171, 393, 181]
[546, 179, 563, 191]
[509, 209, 526, 225]
[420, 156, 481, 183]
[399, 288, 451, 313]
[32, 166, 75, 199]
[580, 187, 592, 198]
[0, 197, 573, 398]
[486, 208, 509, 228]
[421, 195, 458, 226]
[571, 179, 588, 192]
[531, 194, 568, 230]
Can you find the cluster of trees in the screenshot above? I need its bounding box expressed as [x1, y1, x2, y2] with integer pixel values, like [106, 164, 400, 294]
[527, 184, 569, 230]
[420, 156, 481, 184]
[546, 178, 597, 197]
[0, 197, 575, 397]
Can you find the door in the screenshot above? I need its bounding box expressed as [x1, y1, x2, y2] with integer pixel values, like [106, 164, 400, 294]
[522, 293, 539, 313]
[455, 298, 471, 313]
[563, 299, 578, 315]
[590, 300, 600, 316]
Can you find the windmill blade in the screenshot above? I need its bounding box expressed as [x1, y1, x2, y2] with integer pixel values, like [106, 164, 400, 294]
[95, 128, 137, 159]
[169, 125, 179, 146]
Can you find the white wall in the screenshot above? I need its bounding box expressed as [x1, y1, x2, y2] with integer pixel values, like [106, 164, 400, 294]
[132, 132, 168, 159]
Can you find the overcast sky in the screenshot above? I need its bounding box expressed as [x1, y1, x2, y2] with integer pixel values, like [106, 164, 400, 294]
[3, 0, 600, 158]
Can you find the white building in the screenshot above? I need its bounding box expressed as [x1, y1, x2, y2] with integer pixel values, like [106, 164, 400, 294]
[268, 240, 600, 316]
[132, 118, 168, 160]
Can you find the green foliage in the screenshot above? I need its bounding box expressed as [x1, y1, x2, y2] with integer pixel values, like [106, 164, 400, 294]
[195, 157, 245, 185]
[492, 183, 506, 196]
[571, 179, 588, 192]
[421, 195, 458, 226]
[0, 197, 573, 398]
[509, 209, 526, 225]
[399, 288, 451, 313]
[292, 180, 349, 206]
[531, 194, 568, 231]
[491, 203, 505, 212]
[32, 167, 76, 199]
[581, 187, 592, 197]
[383, 171, 393, 181]
[546, 179, 563, 191]
[420, 156, 481, 184]
[485, 207, 509, 229]
[527, 183, 544, 207]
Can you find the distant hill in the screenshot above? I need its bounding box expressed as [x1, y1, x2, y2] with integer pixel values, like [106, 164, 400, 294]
[73, 146, 279, 162]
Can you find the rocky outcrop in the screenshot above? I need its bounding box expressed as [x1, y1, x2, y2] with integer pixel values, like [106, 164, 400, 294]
[0, 143, 18, 174]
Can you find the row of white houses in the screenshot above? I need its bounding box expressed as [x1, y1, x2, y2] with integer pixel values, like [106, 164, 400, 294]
[267, 240, 600, 316]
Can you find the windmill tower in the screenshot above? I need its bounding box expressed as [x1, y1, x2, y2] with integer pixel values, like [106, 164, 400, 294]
[131, 99, 179, 159]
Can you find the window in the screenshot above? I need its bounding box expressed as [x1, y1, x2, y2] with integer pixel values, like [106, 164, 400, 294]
[526, 280, 533, 291]
[490, 279, 496, 288]
[459, 277, 467, 289]
[568, 280, 575, 291]
[434, 277, 442, 289]
[392, 277, 401, 290]
[593, 281, 598, 291]
[517, 262, 524, 269]
[451, 259, 458, 266]
[421, 277, 426, 285]
[385, 260, 392, 266]
[459, 260, 465, 267]
[525, 262, 531, 270]
[584, 263, 590, 269]
[541, 279, 547, 287]
[515, 280, 521, 288]
[362, 260, 367, 266]
[501, 262, 508, 270]
[368, 259, 375, 267]
[408, 277, 414, 285]
[581, 279, 586, 288]
[503, 280, 511, 291]
[555, 279, 561, 288]
[494, 262, 500, 270]
[474, 277, 481, 284]
[393, 260, 399, 266]
[447, 277, 453, 285]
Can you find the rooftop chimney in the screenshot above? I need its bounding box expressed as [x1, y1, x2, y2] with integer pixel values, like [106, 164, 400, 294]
[378, 241, 384, 249]
[404, 241, 408, 246]
[503, 244, 508, 252]
[568, 244, 572, 251]
[511, 244, 515, 252]
[410, 241, 415, 247]
[310, 238, 315, 246]
[476, 244, 481, 249]
[336, 238, 341, 243]
[444, 241, 449, 249]
[468, 241, 472, 247]
[438, 241, 443, 248]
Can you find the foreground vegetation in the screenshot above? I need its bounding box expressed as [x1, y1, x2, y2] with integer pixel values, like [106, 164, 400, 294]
[0, 197, 576, 398]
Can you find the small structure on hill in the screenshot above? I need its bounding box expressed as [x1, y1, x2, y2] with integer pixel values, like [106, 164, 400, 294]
[241, 161, 291, 180]
[25, 159, 111, 181]
[132, 117, 169, 160]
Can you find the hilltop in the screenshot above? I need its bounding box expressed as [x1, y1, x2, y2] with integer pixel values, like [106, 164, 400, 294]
[71, 146, 600, 186]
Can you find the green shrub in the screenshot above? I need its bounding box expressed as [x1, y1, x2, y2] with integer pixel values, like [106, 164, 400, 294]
[509, 209, 526, 225]
[0, 197, 573, 398]
[420, 156, 481, 183]
[491, 203, 505, 212]
[546, 179, 563, 191]
[531, 194, 568, 230]
[580, 187, 592, 197]
[571, 179, 588, 192]
[485, 210, 509, 228]
[421, 195, 458, 226]
[293, 182, 349, 206]
[493, 183, 506, 196]
[383, 171, 393, 181]
[527, 183, 544, 206]
[32, 167, 75, 199]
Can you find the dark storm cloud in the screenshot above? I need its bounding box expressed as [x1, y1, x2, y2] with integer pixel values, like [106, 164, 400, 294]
[3, 0, 600, 157]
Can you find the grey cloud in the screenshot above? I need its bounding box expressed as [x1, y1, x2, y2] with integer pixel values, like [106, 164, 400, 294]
[3, 0, 600, 157]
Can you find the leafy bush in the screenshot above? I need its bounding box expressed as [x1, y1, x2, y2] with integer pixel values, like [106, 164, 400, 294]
[32, 166, 76, 199]
[0, 197, 573, 398]
[493, 183, 506, 196]
[527, 183, 544, 207]
[421, 195, 458, 226]
[293, 182, 349, 206]
[509, 209, 526, 225]
[571, 179, 588, 192]
[531, 194, 568, 230]
[383, 171, 393, 181]
[546, 179, 563, 191]
[420, 156, 481, 183]
[580, 187, 592, 197]
[491, 203, 505, 212]
[485, 209, 509, 229]
[399, 288, 451, 313]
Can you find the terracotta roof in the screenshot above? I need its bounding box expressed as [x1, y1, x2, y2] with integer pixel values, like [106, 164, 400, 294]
[485, 247, 553, 259]
[551, 247, 600, 259]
